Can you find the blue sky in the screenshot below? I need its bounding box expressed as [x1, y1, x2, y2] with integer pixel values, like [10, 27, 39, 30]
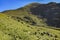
[0, 0, 60, 12]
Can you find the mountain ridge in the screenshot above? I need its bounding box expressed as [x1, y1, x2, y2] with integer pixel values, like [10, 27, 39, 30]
[1, 2, 60, 28]
[0, 2, 60, 40]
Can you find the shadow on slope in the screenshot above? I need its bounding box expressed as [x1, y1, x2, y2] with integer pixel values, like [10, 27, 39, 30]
[28, 2, 60, 28]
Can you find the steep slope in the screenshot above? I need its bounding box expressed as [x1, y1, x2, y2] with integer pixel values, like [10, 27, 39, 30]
[0, 13, 60, 40]
[2, 8, 47, 27]
[2, 2, 60, 28]
[0, 13, 38, 40]
[26, 2, 60, 28]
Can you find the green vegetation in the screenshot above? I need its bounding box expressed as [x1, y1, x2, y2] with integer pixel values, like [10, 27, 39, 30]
[0, 2, 60, 40]
[0, 12, 60, 40]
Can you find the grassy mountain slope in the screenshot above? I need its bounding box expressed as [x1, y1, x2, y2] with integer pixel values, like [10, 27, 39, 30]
[2, 8, 47, 27]
[0, 13, 60, 40]
[2, 3, 60, 30]
[0, 2, 60, 40]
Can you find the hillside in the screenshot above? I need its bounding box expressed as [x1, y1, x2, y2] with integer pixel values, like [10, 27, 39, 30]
[2, 2, 60, 28]
[0, 2, 60, 40]
[0, 13, 60, 40]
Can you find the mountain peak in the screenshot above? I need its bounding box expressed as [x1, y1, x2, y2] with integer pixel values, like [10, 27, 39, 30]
[48, 2, 57, 5]
[26, 2, 40, 7]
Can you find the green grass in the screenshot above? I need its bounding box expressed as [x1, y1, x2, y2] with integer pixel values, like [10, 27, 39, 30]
[0, 13, 60, 40]
[2, 8, 47, 26]
[1, 4, 60, 40]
